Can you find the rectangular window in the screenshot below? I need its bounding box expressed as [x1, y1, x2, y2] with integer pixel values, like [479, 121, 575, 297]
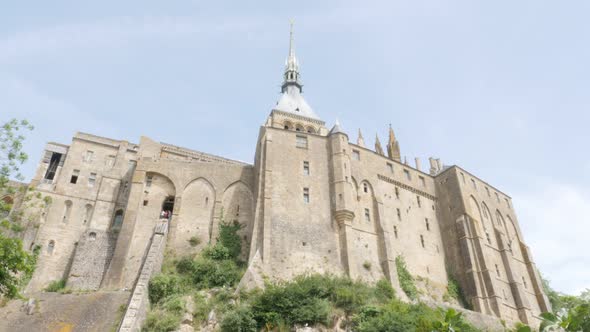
[70, 169, 80, 184]
[146, 175, 153, 187]
[416, 196, 421, 207]
[396, 208, 402, 221]
[420, 235, 425, 248]
[495, 264, 501, 277]
[303, 188, 310, 203]
[303, 161, 310, 176]
[143, 200, 148, 206]
[88, 172, 97, 187]
[43, 152, 63, 181]
[403, 169, 411, 181]
[486, 232, 491, 244]
[393, 225, 398, 238]
[395, 187, 400, 199]
[425, 218, 430, 231]
[84, 150, 94, 163]
[387, 163, 393, 173]
[106, 155, 115, 168]
[352, 150, 360, 160]
[419, 176, 426, 187]
[296, 135, 308, 149]
[522, 276, 527, 289]
[364, 208, 371, 221]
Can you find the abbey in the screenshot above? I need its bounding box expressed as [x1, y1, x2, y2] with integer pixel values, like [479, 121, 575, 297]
[14, 26, 550, 327]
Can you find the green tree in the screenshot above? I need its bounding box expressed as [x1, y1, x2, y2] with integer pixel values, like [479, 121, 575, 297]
[0, 118, 37, 298]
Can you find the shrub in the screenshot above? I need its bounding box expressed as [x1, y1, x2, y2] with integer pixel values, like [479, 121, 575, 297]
[188, 236, 201, 247]
[220, 306, 258, 332]
[446, 274, 470, 309]
[148, 274, 183, 304]
[395, 256, 418, 300]
[177, 256, 242, 289]
[218, 219, 243, 260]
[142, 309, 180, 332]
[202, 244, 232, 261]
[45, 279, 66, 292]
[363, 261, 372, 270]
[375, 279, 396, 302]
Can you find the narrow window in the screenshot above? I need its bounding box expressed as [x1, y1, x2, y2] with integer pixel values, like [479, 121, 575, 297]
[364, 208, 370, 222]
[419, 176, 425, 187]
[522, 276, 527, 289]
[396, 208, 401, 221]
[88, 172, 97, 187]
[47, 240, 55, 255]
[387, 163, 393, 173]
[63, 200, 72, 224]
[143, 200, 149, 206]
[460, 172, 466, 184]
[146, 175, 153, 187]
[425, 218, 430, 231]
[416, 196, 421, 207]
[505, 198, 510, 209]
[296, 135, 308, 149]
[352, 150, 360, 161]
[112, 209, 124, 230]
[420, 235, 425, 248]
[106, 155, 116, 168]
[303, 161, 310, 176]
[503, 289, 507, 300]
[486, 232, 491, 244]
[393, 225, 398, 238]
[495, 264, 501, 277]
[485, 186, 490, 197]
[395, 187, 400, 199]
[303, 188, 310, 203]
[363, 183, 368, 193]
[84, 150, 94, 163]
[471, 178, 477, 189]
[404, 169, 411, 181]
[84, 204, 93, 224]
[495, 192, 500, 203]
[70, 169, 80, 184]
[43, 152, 63, 181]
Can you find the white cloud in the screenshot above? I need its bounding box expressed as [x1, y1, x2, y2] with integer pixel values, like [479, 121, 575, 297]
[513, 179, 590, 295]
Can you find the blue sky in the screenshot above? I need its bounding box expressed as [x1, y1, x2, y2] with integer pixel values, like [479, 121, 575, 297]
[2, 1, 588, 295]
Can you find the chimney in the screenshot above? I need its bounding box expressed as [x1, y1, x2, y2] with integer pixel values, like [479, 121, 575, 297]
[415, 157, 421, 171]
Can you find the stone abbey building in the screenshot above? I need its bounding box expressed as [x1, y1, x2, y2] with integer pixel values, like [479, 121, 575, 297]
[16, 26, 550, 327]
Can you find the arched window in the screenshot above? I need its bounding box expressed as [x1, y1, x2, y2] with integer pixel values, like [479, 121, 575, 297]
[295, 124, 304, 132]
[111, 209, 124, 230]
[89, 232, 97, 241]
[306, 127, 315, 134]
[47, 240, 55, 255]
[84, 204, 93, 224]
[363, 183, 368, 193]
[63, 200, 73, 223]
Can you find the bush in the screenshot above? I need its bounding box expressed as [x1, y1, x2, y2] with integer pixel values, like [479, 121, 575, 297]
[44, 279, 66, 292]
[395, 256, 418, 300]
[188, 236, 201, 247]
[220, 306, 258, 332]
[148, 274, 183, 304]
[217, 219, 243, 260]
[142, 309, 180, 332]
[202, 244, 232, 261]
[375, 279, 396, 302]
[176, 256, 242, 289]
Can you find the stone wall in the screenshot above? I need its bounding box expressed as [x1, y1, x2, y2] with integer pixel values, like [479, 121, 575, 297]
[67, 229, 116, 290]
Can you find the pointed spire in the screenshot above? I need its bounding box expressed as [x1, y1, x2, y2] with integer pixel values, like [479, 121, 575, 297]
[329, 119, 345, 135]
[357, 129, 365, 147]
[282, 20, 302, 93]
[375, 133, 384, 155]
[387, 124, 401, 162]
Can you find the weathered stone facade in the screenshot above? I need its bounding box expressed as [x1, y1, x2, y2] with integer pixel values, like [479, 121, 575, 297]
[17, 28, 550, 328]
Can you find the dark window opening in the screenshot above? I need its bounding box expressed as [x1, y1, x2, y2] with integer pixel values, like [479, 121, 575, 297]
[161, 196, 175, 218]
[43, 152, 63, 180]
[420, 235, 425, 248]
[143, 200, 148, 206]
[70, 169, 79, 184]
[111, 209, 124, 230]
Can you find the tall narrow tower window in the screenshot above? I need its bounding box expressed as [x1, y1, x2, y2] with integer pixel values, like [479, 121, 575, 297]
[303, 188, 310, 203]
[364, 208, 370, 222]
[303, 161, 310, 175]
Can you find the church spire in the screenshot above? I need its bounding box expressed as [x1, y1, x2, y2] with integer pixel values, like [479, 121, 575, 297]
[375, 133, 384, 155]
[357, 129, 366, 147]
[387, 124, 401, 161]
[282, 20, 302, 93]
